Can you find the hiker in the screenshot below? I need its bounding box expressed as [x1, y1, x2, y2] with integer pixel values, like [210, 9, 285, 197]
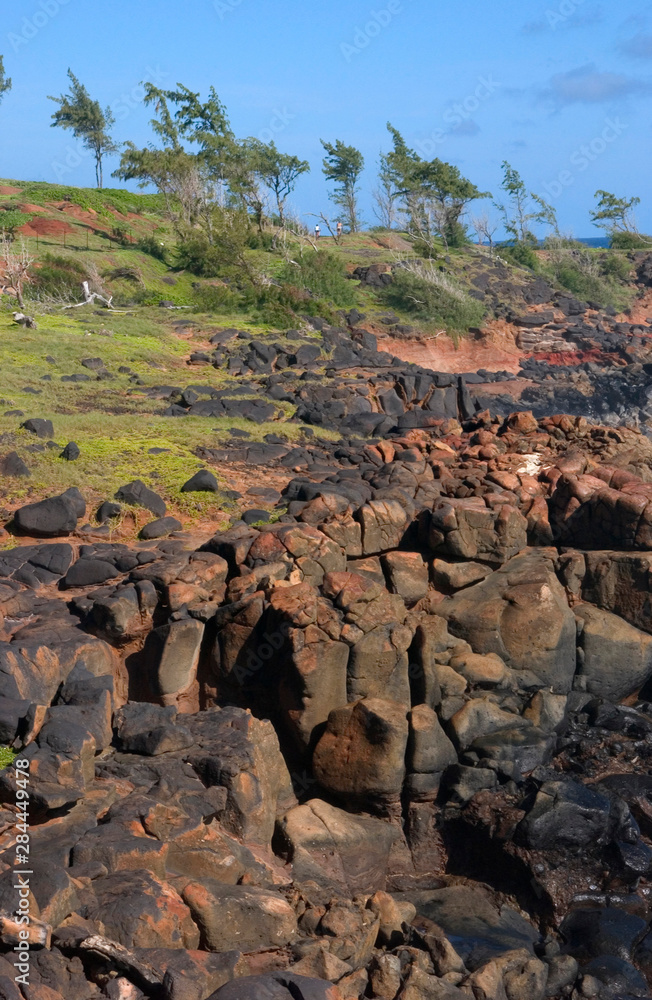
[336, 221, 343, 239]
[315, 224, 320, 240]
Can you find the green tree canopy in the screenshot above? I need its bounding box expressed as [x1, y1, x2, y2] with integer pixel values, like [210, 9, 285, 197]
[48, 70, 118, 188]
[0, 56, 11, 108]
[591, 190, 640, 234]
[494, 161, 557, 245]
[254, 141, 310, 225]
[321, 139, 365, 232]
[379, 125, 488, 248]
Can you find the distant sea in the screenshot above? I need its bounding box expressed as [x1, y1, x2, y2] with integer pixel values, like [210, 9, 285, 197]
[483, 237, 611, 249]
[575, 237, 610, 248]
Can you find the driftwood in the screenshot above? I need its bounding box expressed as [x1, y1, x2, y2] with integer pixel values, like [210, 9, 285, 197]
[77, 935, 163, 989]
[12, 311, 37, 329]
[63, 281, 114, 310]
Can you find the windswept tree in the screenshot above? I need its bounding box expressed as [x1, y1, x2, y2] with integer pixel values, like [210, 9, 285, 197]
[411, 158, 490, 249]
[373, 147, 404, 229]
[494, 162, 558, 245]
[591, 190, 640, 235]
[255, 142, 310, 226]
[379, 125, 488, 248]
[48, 70, 118, 188]
[381, 124, 422, 223]
[321, 139, 365, 232]
[115, 82, 236, 226]
[0, 56, 11, 108]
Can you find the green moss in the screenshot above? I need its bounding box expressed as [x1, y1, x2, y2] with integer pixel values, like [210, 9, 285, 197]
[0, 747, 17, 769]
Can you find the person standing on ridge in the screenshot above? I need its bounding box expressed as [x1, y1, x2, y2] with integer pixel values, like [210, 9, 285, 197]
[315, 224, 320, 240]
[336, 221, 343, 239]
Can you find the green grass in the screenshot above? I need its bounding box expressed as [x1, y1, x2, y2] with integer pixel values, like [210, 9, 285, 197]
[0, 747, 17, 769]
[0, 305, 337, 526]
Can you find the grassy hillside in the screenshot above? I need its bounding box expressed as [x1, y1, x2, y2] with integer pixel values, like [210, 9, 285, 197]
[0, 178, 643, 535]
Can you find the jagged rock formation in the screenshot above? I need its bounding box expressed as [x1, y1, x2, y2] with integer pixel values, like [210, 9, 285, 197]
[2, 410, 652, 998]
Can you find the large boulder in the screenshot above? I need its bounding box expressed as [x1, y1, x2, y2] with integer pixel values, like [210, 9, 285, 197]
[575, 603, 652, 701]
[115, 480, 167, 517]
[276, 798, 398, 896]
[439, 550, 577, 693]
[181, 881, 297, 952]
[210, 975, 342, 1000]
[14, 494, 79, 537]
[312, 698, 408, 808]
[83, 870, 200, 949]
[429, 497, 528, 565]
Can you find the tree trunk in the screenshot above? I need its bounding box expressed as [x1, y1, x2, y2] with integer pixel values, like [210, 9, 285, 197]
[16, 283, 24, 309]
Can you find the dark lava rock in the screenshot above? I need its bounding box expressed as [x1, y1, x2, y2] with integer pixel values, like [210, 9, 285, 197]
[210, 974, 339, 999]
[242, 509, 270, 525]
[97, 501, 122, 523]
[583, 955, 649, 998]
[518, 779, 615, 852]
[14, 494, 79, 538]
[60, 441, 80, 461]
[560, 907, 648, 963]
[62, 558, 120, 589]
[21, 417, 54, 438]
[0, 452, 30, 477]
[115, 480, 167, 517]
[181, 469, 219, 493]
[140, 516, 183, 540]
[116, 703, 194, 756]
[60, 487, 86, 518]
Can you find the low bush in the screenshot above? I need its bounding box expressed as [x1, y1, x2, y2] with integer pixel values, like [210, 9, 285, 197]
[279, 251, 356, 307]
[29, 253, 88, 302]
[610, 231, 651, 250]
[381, 264, 485, 332]
[498, 242, 539, 269]
[137, 234, 168, 261]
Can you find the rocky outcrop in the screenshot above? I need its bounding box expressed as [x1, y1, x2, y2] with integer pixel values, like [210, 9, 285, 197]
[4, 409, 652, 998]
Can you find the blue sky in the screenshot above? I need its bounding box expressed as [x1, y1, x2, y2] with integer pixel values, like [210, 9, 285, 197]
[1, 0, 651, 237]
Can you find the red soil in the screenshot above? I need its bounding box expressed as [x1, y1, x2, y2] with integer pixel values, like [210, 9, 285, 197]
[19, 217, 74, 236]
[0, 185, 21, 195]
[527, 349, 624, 367]
[618, 288, 652, 326]
[378, 318, 523, 374]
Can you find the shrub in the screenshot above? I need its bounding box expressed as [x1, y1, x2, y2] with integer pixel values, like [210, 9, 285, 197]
[610, 231, 651, 250]
[137, 234, 167, 261]
[110, 224, 133, 246]
[0, 210, 33, 239]
[499, 242, 539, 269]
[599, 252, 631, 281]
[192, 279, 337, 326]
[176, 210, 256, 282]
[103, 265, 144, 285]
[193, 283, 239, 312]
[30, 253, 88, 302]
[382, 264, 485, 332]
[279, 251, 356, 307]
[246, 230, 274, 250]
